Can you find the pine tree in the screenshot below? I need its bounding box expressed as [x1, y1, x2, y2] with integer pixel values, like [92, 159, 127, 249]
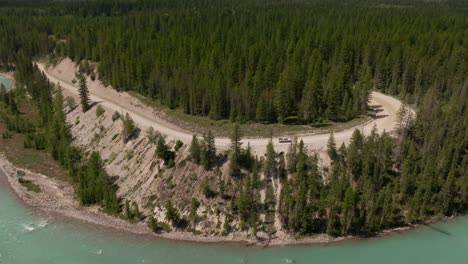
[354, 64, 372, 115]
[274, 67, 294, 123]
[327, 131, 338, 162]
[286, 137, 298, 174]
[278, 153, 287, 179]
[165, 200, 180, 225]
[201, 130, 216, 170]
[189, 134, 201, 164]
[156, 136, 172, 163]
[122, 113, 138, 142]
[77, 72, 90, 112]
[256, 96, 268, 122]
[279, 178, 291, 226]
[229, 123, 242, 177]
[190, 198, 200, 228]
[201, 177, 215, 198]
[341, 186, 356, 235]
[263, 140, 276, 178]
[148, 215, 158, 232]
[237, 186, 249, 229]
[347, 129, 364, 180]
[299, 55, 322, 123]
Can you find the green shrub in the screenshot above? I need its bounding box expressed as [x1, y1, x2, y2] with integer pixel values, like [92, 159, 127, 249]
[65, 96, 76, 110]
[175, 140, 183, 151]
[201, 177, 216, 198]
[112, 111, 121, 121]
[18, 178, 41, 193]
[122, 113, 139, 142]
[95, 105, 105, 117]
[145, 127, 160, 144]
[167, 158, 175, 168]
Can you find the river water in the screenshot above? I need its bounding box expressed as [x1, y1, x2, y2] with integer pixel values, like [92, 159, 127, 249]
[0, 171, 467, 264]
[0, 76, 13, 92]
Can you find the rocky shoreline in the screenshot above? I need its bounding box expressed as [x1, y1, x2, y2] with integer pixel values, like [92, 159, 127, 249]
[0, 154, 423, 247]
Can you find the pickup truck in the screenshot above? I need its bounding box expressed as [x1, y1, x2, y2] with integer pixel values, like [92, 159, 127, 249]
[278, 137, 292, 143]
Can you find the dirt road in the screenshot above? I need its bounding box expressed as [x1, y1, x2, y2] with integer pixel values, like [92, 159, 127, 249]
[37, 58, 408, 155]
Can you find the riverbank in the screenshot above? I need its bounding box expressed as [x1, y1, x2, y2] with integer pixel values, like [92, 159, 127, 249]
[0, 156, 340, 245]
[0, 154, 426, 247]
[0, 155, 249, 244]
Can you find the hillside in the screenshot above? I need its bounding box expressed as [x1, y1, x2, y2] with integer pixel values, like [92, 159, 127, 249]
[0, 0, 466, 245]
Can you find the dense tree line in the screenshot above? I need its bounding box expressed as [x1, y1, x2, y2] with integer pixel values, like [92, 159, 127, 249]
[280, 91, 467, 237]
[3, 1, 465, 124]
[50, 1, 464, 125]
[200, 84, 466, 236]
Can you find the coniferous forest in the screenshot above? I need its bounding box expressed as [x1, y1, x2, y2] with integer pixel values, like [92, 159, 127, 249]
[1, 0, 465, 124]
[0, 0, 467, 237]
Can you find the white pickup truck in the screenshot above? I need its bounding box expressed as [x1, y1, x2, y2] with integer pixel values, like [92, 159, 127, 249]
[278, 137, 292, 143]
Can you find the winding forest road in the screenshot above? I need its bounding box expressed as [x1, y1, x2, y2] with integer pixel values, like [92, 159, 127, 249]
[37, 58, 408, 155]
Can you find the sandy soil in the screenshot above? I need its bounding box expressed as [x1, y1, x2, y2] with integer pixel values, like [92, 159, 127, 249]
[36, 58, 413, 156]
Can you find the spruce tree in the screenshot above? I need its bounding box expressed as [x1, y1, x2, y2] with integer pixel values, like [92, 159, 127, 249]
[201, 130, 216, 170]
[77, 73, 90, 112]
[190, 198, 200, 228]
[189, 134, 201, 164]
[156, 136, 172, 163]
[229, 123, 242, 177]
[263, 140, 276, 178]
[122, 113, 138, 142]
[327, 131, 338, 162]
[165, 200, 180, 225]
[286, 137, 298, 174]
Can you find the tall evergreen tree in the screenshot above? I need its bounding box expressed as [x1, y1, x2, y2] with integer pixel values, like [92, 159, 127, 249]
[77, 73, 90, 112]
[229, 123, 242, 177]
[327, 131, 338, 162]
[263, 140, 276, 178]
[201, 130, 216, 170]
[190, 134, 201, 164]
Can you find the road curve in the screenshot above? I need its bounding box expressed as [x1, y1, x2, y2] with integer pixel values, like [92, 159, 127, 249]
[37, 59, 407, 155]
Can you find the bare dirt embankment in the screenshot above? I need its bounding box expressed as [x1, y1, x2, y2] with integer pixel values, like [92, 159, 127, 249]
[36, 58, 411, 156]
[1, 155, 358, 245]
[0, 155, 146, 234]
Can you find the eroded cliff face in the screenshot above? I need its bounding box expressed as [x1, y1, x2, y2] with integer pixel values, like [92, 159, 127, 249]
[64, 101, 253, 238]
[44, 58, 297, 242]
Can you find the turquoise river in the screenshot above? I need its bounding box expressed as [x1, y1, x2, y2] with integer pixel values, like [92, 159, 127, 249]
[1, 170, 467, 264]
[0, 76, 13, 91]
